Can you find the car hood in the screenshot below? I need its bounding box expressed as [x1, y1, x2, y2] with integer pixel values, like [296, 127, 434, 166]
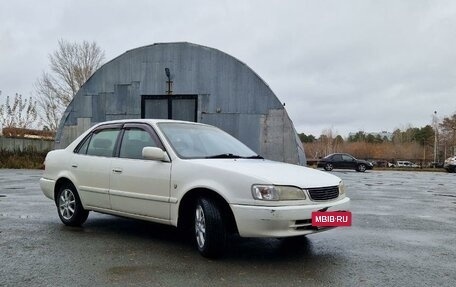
[190, 159, 341, 188]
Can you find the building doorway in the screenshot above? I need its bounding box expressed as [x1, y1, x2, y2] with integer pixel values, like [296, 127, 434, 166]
[141, 95, 197, 122]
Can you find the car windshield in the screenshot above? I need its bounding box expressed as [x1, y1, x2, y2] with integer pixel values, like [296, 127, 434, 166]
[157, 122, 261, 159]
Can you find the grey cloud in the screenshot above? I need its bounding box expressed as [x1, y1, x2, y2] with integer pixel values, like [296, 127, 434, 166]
[1, 0, 455, 137]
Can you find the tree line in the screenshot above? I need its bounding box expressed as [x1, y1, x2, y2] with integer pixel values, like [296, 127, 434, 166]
[301, 119, 456, 164]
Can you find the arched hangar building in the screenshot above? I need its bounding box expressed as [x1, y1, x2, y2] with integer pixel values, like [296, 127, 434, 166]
[55, 42, 306, 165]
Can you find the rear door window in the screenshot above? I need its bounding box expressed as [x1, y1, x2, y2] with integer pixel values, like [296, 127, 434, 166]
[86, 129, 120, 157]
[332, 154, 342, 161]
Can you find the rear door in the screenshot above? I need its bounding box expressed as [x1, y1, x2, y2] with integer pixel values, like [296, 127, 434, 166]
[109, 123, 172, 220]
[71, 124, 121, 209]
[331, 154, 343, 169]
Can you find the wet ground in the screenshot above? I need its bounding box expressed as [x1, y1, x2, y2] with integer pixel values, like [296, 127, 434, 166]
[0, 169, 455, 287]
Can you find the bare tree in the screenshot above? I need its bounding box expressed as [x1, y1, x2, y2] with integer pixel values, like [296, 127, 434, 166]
[35, 73, 63, 131]
[440, 113, 456, 155]
[36, 39, 105, 130]
[0, 93, 38, 130]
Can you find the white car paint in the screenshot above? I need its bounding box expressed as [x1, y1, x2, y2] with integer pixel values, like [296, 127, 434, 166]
[40, 119, 350, 238]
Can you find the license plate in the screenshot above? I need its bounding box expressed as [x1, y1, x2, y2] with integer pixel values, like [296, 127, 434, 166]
[311, 211, 352, 227]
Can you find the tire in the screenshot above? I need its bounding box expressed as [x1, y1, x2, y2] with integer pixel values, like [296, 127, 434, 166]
[194, 197, 227, 258]
[56, 182, 89, 226]
[357, 164, 367, 172]
[324, 163, 333, 171]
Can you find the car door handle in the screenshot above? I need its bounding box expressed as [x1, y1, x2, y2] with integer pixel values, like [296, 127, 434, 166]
[71, 164, 78, 168]
[112, 168, 123, 174]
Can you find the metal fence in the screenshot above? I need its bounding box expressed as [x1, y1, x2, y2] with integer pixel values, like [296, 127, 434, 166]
[0, 136, 54, 152]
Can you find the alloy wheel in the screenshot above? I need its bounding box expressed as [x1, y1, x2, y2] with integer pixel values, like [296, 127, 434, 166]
[195, 205, 206, 249]
[59, 188, 76, 220]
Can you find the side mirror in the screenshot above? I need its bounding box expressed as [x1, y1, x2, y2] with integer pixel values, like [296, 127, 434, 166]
[142, 147, 169, 162]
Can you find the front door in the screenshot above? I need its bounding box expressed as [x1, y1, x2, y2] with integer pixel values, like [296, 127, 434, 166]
[341, 154, 356, 169]
[109, 123, 171, 220]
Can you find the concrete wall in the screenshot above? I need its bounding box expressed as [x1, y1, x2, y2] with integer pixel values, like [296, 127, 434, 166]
[0, 136, 54, 152]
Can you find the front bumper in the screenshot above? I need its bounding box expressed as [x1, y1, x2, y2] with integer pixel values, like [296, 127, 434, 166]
[231, 197, 350, 237]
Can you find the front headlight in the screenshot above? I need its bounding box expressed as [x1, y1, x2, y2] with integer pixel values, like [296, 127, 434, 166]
[251, 185, 306, 201]
[339, 180, 346, 195]
[277, 186, 307, 200]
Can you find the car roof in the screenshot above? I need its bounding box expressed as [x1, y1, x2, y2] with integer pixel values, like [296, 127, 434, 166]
[93, 119, 209, 127]
[326, 153, 353, 157]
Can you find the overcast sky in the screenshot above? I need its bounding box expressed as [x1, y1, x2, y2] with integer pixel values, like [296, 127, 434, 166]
[1, 0, 455, 137]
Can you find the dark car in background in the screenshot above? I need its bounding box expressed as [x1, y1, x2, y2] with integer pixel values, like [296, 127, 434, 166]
[317, 153, 373, 172]
[444, 156, 456, 173]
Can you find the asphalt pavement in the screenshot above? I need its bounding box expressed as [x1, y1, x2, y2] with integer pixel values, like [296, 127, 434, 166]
[0, 169, 455, 287]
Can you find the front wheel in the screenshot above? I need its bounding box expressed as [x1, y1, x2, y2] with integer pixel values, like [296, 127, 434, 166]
[357, 164, 367, 172]
[194, 198, 227, 258]
[57, 183, 89, 226]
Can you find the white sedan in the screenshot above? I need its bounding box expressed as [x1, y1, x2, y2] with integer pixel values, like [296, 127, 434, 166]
[40, 119, 350, 258]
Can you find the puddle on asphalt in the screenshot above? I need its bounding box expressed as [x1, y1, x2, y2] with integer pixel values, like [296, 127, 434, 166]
[0, 213, 35, 219]
[107, 265, 153, 277]
[433, 194, 456, 198]
[365, 182, 385, 187]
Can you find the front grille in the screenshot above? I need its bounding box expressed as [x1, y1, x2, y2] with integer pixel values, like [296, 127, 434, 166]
[307, 186, 339, 201]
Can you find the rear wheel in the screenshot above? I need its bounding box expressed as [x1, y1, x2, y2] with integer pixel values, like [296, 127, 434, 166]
[57, 183, 89, 226]
[357, 164, 367, 172]
[324, 163, 333, 171]
[194, 198, 227, 258]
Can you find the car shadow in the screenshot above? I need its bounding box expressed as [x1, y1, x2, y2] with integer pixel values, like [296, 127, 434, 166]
[58, 213, 318, 261]
[225, 235, 315, 261]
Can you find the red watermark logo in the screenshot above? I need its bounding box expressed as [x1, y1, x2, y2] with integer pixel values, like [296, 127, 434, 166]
[311, 211, 352, 227]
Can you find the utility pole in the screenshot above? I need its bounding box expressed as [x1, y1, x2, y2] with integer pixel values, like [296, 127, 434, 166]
[433, 111, 438, 166]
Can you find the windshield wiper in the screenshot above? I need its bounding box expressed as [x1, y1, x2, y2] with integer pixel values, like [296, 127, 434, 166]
[205, 153, 243, 159]
[243, 155, 264, 159]
[205, 153, 264, 159]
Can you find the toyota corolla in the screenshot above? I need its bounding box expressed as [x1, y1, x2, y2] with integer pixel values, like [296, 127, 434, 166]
[40, 119, 350, 258]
